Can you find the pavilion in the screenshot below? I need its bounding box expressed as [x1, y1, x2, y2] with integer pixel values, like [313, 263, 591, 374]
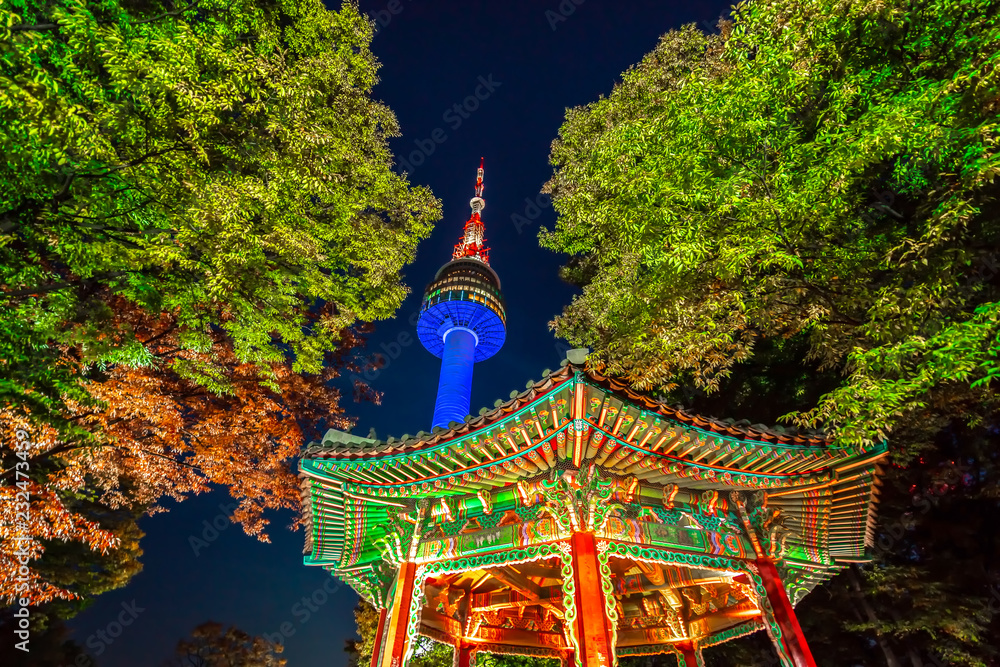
[299, 351, 885, 667]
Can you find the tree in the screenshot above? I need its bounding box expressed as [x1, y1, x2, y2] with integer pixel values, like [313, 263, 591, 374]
[1, 303, 375, 604]
[476, 654, 557, 667]
[1, 0, 440, 604]
[1, 0, 444, 358]
[1, 0, 437, 441]
[672, 343, 1000, 666]
[169, 622, 285, 667]
[0, 504, 142, 666]
[32, 502, 145, 624]
[0, 611, 95, 667]
[344, 599, 456, 667]
[542, 0, 1000, 449]
[345, 598, 382, 667]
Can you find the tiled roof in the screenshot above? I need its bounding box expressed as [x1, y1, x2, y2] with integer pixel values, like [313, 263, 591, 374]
[303, 351, 828, 460]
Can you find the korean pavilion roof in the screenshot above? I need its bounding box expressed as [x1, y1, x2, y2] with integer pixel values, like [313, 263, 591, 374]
[300, 352, 886, 611]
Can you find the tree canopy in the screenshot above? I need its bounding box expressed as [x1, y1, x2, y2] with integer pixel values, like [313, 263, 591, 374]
[169, 622, 286, 667]
[542, 0, 1000, 449]
[1, 0, 439, 604]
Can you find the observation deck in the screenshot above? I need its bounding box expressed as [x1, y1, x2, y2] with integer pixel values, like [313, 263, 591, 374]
[416, 159, 507, 428]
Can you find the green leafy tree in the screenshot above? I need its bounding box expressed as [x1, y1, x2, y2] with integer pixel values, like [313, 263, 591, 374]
[1, 0, 439, 604]
[477, 654, 557, 667]
[542, 0, 1000, 449]
[696, 357, 1000, 665]
[1, 0, 438, 439]
[346, 599, 383, 667]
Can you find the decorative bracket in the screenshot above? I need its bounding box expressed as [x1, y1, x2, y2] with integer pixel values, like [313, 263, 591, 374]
[377, 498, 431, 565]
[539, 464, 625, 535]
[730, 490, 793, 559]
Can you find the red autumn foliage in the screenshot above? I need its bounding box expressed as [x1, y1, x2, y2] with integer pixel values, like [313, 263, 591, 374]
[1, 300, 373, 604]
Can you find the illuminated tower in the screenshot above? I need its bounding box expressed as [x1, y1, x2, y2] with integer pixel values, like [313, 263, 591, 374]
[416, 159, 506, 429]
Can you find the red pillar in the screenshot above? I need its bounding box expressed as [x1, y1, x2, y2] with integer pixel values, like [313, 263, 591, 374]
[369, 607, 389, 667]
[570, 532, 616, 667]
[757, 558, 817, 667]
[452, 640, 474, 667]
[676, 642, 701, 667]
[380, 561, 418, 667]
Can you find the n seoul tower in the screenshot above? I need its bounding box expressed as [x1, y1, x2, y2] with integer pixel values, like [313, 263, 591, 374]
[416, 159, 507, 429]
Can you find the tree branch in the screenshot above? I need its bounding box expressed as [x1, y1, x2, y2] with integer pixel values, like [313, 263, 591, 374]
[10, 23, 59, 32]
[131, 0, 200, 24]
[0, 271, 128, 300]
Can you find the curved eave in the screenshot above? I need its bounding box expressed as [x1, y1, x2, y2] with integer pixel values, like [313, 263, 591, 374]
[300, 360, 887, 573]
[304, 363, 846, 462]
[301, 364, 884, 497]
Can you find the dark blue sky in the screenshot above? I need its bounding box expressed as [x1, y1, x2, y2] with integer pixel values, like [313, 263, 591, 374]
[67, 1, 730, 664]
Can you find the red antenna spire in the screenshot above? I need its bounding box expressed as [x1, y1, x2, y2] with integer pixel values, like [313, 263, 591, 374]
[452, 158, 489, 264]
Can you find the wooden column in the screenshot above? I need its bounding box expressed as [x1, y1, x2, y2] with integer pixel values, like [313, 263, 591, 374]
[452, 639, 475, 667]
[757, 558, 817, 667]
[676, 642, 702, 667]
[570, 532, 616, 667]
[369, 607, 389, 667]
[380, 561, 419, 667]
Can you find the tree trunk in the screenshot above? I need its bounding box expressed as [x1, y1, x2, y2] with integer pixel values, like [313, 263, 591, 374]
[847, 564, 903, 667]
[888, 609, 924, 667]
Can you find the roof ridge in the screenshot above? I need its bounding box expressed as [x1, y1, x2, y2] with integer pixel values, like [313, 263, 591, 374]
[302, 348, 831, 460]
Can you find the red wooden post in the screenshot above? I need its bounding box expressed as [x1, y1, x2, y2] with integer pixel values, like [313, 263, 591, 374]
[757, 558, 817, 667]
[676, 642, 701, 667]
[369, 607, 389, 667]
[380, 561, 418, 667]
[452, 639, 475, 667]
[570, 532, 616, 667]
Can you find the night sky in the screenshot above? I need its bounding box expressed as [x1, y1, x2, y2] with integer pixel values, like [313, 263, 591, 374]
[67, 1, 731, 664]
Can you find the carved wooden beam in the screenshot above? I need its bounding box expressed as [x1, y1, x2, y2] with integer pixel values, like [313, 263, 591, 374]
[616, 627, 687, 647]
[485, 566, 544, 599]
[472, 626, 567, 649]
[470, 590, 564, 613]
[484, 567, 563, 617]
[421, 609, 463, 639]
[687, 605, 761, 626]
[635, 559, 665, 586]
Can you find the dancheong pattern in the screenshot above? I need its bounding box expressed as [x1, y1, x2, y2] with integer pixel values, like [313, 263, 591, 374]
[300, 360, 886, 665]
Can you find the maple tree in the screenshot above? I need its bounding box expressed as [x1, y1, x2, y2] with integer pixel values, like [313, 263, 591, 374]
[2, 301, 372, 605]
[34, 503, 145, 623]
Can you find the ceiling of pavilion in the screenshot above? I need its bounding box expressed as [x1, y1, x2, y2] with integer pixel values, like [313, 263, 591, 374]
[418, 554, 761, 655]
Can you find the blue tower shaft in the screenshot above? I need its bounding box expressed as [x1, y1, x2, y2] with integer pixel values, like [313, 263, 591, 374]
[431, 328, 477, 429]
[417, 160, 505, 430]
